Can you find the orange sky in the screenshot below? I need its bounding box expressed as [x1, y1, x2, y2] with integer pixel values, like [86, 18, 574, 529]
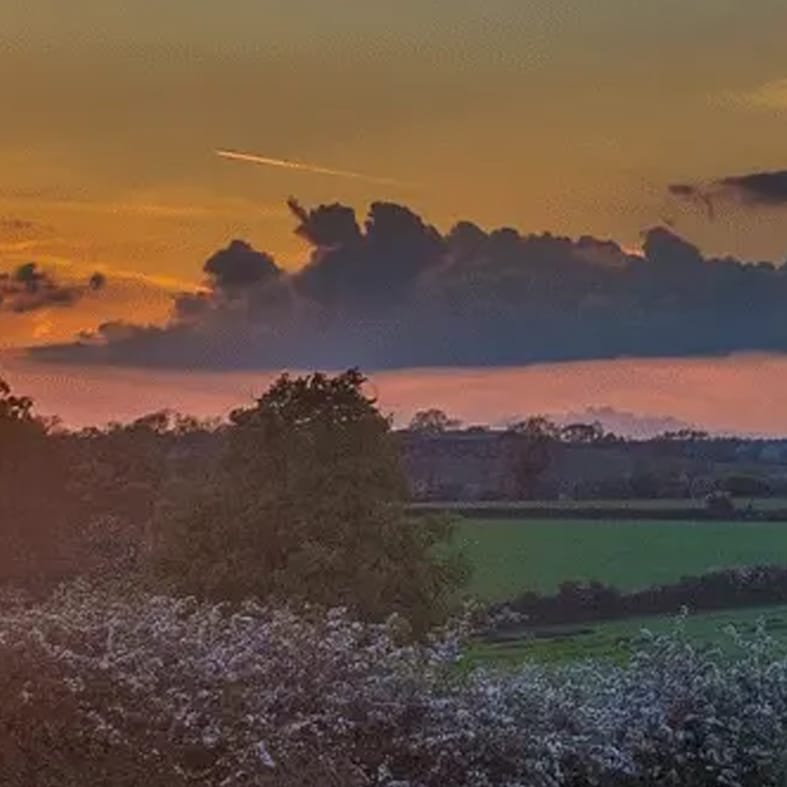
[3, 2, 787, 289]
[2, 2, 787, 429]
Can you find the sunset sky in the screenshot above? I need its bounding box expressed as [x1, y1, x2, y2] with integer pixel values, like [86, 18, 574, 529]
[3, 1, 787, 431]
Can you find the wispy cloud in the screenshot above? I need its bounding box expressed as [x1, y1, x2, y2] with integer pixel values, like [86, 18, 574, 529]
[718, 78, 787, 112]
[215, 148, 417, 188]
[746, 78, 787, 110]
[0, 192, 287, 221]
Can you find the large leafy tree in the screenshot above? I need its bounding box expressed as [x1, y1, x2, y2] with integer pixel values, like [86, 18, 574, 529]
[156, 369, 467, 631]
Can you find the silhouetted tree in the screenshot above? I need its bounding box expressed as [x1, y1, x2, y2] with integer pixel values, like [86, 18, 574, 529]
[408, 408, 462, 434]
[502, 417, 560, 499]
[155, 370, 467, 632]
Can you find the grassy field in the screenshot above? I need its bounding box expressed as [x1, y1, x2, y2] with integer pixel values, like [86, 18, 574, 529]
[458, 518, 787, 601]
[468, 604, 787, 667]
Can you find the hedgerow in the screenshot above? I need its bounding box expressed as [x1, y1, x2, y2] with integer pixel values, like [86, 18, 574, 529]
[489, 564, 787, 631]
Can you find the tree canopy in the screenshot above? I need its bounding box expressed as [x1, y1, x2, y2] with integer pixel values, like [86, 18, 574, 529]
[156, 370, 467, 631]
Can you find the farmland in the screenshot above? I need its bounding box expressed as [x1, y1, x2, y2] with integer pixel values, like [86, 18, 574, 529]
[468, 603, 787, 667]
[457, 517, 787, 600]
[457, 515, 787, 664]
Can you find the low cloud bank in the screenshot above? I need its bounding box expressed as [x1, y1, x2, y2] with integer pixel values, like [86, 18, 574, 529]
[27, 198, 787, 370]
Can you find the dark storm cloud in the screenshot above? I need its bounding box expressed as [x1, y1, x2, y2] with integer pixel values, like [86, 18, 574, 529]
[27, 200, 787, 370]
[203, 239, 281, 291]
[719, 170, 787, 206]
[0, 262, 107, 313]
[291, 198, 443, 305]
[669, 169, 787, 219]
[287, 198, 362, 249]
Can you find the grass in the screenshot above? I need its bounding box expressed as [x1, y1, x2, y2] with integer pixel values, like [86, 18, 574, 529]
[457, 518, 787, 601]
[467, 604, 787, 668]
[457, 514, 787, 667]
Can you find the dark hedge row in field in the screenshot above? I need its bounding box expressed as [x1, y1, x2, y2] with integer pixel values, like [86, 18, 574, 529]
[489, 565, 787, 630]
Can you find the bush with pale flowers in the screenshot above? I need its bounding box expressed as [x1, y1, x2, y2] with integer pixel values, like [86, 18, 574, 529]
[3, 583, 787, 786]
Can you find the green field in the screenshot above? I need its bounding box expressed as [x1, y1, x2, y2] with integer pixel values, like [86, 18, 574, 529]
[458, 518, 787, 601]
[468, 604, 787, 667]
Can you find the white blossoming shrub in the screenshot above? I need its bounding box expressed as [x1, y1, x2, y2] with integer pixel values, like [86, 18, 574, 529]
[3, 585, 787, 786]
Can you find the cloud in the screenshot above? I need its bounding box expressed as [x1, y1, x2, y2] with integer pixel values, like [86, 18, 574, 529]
[291, 198, 443, 306]
[0, 216, 55, 241]
[0, 262, 107, 313]
[667, 183, 716, 220]
[0, 218, 37, 233]
[669, 169, 787, 218]
[547, 406, 694, 440]
[735, 78, 787, 111]
[203, 239, 281, 291]
[27, 199, 787, 370]
[0, 190, 289, 221]
[719, 171, 787, 206]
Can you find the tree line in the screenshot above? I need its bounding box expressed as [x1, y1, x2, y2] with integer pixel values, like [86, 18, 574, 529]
[0, 371, 467, 633]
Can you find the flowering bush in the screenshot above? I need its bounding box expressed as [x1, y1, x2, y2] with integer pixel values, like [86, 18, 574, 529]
[3, 584, 787, 786]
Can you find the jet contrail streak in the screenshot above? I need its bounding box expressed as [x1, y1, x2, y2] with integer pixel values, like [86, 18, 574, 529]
[215, 148, 415, 188]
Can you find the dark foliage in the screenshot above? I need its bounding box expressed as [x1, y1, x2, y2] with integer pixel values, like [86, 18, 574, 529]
[0, 380, 81, 587]
[68, 411, 220, 574]
[0, 373, 465, 630]
[492, 564, 787, 630]
[718, 474, 773, 498]
[0, 379, 221, 590]
[154, 370, 468, 632]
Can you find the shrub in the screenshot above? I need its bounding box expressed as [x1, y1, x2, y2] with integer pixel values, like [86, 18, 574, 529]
[5, 585, 787, 786]
[0, 583, 462, 786]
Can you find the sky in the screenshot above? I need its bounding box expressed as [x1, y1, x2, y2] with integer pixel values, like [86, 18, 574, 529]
[4, 353, 787, 438]
[3, 1, 787, 430]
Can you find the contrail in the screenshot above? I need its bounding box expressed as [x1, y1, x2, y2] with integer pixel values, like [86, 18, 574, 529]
[215, 148, 416, 188]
